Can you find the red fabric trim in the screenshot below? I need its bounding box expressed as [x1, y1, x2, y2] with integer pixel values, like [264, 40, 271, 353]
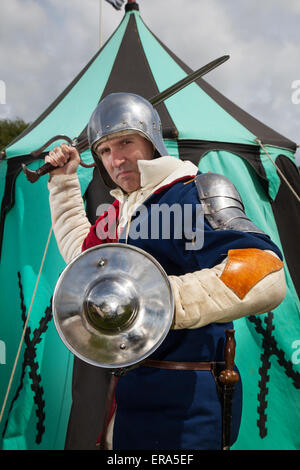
[82, 200, 120, 252]
[82, 176, 196, 252]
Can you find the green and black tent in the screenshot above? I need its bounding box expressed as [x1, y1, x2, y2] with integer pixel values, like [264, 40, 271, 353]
[0, 1, 299, 450]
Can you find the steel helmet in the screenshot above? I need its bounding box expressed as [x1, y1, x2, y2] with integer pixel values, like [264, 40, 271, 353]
[87, 92, 169, 188]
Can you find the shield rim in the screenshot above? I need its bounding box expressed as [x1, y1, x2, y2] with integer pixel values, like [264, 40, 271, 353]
[52, 243, 174, 368]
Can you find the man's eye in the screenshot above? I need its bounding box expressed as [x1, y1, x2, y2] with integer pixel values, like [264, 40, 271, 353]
[100, 148, 109, 156]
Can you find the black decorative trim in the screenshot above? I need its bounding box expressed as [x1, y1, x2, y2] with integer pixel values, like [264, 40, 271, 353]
[247, 312, 300, 438]
[0, 154, 40, 260]
[2, 272, 52, 444]
[178, 138, 268, 181]
[271, 156, 300, 298]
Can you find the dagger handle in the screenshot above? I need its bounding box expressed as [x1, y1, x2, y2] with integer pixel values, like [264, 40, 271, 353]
[21, 162, 57, 183]
[219, 329, 239, 386]
[36, 162, 56, 176]
[22, 150, 95, 183]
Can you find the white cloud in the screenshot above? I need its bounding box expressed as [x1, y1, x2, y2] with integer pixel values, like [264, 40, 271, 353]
[0, 0, 299, 163]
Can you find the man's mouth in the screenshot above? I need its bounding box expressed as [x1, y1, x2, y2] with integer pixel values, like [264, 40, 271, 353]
[116, 170, 133, 178]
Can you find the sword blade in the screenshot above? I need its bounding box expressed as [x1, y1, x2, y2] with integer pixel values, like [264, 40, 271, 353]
[23, 54, 230, 183]
[150, 55, 230, 107]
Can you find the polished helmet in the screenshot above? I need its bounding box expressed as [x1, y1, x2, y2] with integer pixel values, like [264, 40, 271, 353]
[87, 92, 169, 188]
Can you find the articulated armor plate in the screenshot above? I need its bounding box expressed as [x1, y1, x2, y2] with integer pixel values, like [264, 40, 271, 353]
[195, 173, 265, 234]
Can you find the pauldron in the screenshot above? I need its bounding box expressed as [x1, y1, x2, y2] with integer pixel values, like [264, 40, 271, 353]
[195, 173, 265, 234]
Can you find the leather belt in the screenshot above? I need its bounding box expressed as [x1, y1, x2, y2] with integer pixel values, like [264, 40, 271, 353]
[97, 359, 225, 449]
[143, 359, 218, 371]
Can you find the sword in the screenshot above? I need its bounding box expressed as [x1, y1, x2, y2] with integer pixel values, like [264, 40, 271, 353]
[218, 329, 239, 450]
[22, 55, 229, 183]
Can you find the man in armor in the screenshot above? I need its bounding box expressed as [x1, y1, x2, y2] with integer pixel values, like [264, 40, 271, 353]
[46, 93, 286, 450]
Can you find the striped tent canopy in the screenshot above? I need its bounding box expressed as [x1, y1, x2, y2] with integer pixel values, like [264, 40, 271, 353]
[0, 1, 299, 450]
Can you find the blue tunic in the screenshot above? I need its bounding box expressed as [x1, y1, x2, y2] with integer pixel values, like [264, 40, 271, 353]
[94, 175, 282, 450]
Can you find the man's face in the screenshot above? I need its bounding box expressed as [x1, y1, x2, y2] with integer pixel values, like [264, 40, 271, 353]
[95, 133, 154, 193]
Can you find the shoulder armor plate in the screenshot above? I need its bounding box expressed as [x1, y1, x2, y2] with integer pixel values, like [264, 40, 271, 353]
[195, 173, 265, 234]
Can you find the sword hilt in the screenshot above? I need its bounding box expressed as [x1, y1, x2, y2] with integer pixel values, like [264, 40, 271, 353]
[22, 162, 56, 183]
[219, 329, 240, 451]
[21, 135, 95, 183]
[219, 329, 239, 387]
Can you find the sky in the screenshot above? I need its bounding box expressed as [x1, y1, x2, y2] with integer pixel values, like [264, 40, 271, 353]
[0, 0, 299, 163]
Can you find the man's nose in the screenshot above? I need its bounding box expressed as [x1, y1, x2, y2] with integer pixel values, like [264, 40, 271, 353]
[111, 148, 126, 167]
